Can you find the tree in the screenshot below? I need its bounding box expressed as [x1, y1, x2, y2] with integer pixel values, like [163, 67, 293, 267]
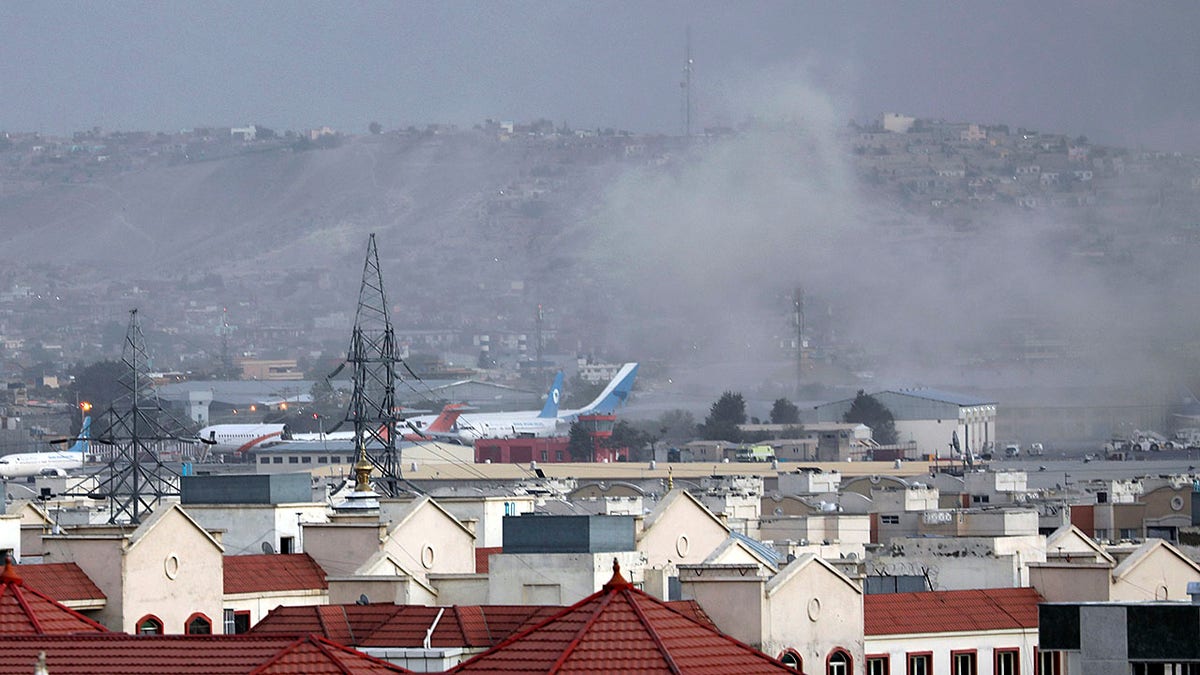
[843, 390, 898, 445]
[604, 420, 652, 460]
[700, 391, 746, 442]
[770, 398, 800, 424]
[566, 421, 594, 462]
[369, 121, 383, 135]
[657, 409, 696, 444]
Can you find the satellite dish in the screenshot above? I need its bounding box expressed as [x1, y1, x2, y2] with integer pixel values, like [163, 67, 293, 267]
[356, 594, 370, 606]
[261, 541, 275, 554]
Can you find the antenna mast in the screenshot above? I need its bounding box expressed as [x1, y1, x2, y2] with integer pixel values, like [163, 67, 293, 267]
[345, 234, 403, 497]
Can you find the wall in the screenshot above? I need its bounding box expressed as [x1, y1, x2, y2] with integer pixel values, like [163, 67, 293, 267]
[383, 501, 475, 577]
[43, 535, 125, 629]
[865, 628, 1037, 675]
[121, 507, 224, 634]
[487, 551, 645, 605]
[186, 503, 327, 555]
[302, 521, 387, 575]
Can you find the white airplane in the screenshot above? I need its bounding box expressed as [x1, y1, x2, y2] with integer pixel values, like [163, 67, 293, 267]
[195, 422, 288, 455]
[0, 417, 91, 480]
[409, 363, 639, 443]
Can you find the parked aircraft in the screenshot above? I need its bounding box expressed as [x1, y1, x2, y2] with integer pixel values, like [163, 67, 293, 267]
[0, 416, 91, 479]
[195, 423, 288, 455]
[412, 363, 638, 442]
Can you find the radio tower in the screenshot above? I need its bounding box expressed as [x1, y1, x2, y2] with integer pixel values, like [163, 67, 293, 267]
[84, 310, 198, 524]
[344, 234, 404, 497]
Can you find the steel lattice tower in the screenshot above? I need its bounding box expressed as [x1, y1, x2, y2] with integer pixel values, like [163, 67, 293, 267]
[345, 234, 403, 496]
[84, 310, 197, 524]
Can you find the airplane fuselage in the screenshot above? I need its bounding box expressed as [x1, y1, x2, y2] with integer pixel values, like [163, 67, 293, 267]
[0, 451, 83, 479]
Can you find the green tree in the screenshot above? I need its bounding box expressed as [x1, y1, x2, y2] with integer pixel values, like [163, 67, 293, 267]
[566, 421, 594, 462]
[769, 398, 800, 424]
[369, 121, 383, 135]
[700, 391, 746, 442]
[604, 420, 652, 459]
[843, 390, 898, 445]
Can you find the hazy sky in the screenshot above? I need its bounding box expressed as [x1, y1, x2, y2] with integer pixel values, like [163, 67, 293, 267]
[3, 1, 1198, 150]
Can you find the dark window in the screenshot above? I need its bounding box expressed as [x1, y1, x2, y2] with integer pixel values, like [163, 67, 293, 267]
[317, 456, 328, 464]
[867, 656, 890, 675]
[288, 456, 299, 464]
[186, 614, 212, 634]
[778, 649, 802, 670]
[995, 649, 1019, 675]
[259, 457, 270, 464]
[272, 457, 283, 464]
[908, 653, 932, 675]
[952, 651, 976, 675]
[827, 649, 851, 675]
[301, 456, 311, 464]
[280, 536, 295, 554]
[137, 615, 163, 635]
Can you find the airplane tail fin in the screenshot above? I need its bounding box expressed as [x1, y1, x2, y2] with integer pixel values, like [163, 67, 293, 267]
[579, 363, 639, 415]
[427, 404, 467, 432]
[537, 371, 565, 419]
[69, 416, 91, 454]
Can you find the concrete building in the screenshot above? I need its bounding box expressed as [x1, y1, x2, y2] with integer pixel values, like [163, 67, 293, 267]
[1039, 600, 1200, 675]
[809, 389, 997, 458]
[41, 503, 225, 634]
[681, 554, 864, 673]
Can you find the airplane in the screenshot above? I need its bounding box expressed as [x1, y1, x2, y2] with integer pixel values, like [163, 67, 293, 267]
[290, 403, 468, 443]
[0, 416, 91, 480]
[409, 363, 638, 443]
[195, 423, 289, 455]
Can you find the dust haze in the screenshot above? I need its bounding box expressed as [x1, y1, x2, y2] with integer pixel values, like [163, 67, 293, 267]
[584, 70, 1197, 402]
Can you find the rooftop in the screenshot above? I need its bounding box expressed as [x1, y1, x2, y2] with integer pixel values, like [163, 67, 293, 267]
[0, 561, 108, 636]
[865, 587, 1042, 636]
[450, 560, 793, 674]
[223, 554, 329, 595]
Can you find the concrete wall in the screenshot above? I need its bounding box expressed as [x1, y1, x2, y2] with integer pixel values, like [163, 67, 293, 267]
[43, 536, 125, 629]
[437, 495, 535, 548]
[428, 574, 489, 605]
[487, 551, 645, 605]
[865, 628, 1037, 675]
[383, 502, 475, 577]
[185, 503, 328, 556]
[303, 521, 387, 575]
[121, 507, 224, 634]
[1030, 564, 1112, 602]
[637, 495, 728, 571]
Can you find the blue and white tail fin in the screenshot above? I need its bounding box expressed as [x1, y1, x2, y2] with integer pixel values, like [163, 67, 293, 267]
[538, 371, 565, 418]
[580, 363, 638, 414]
[68, 416, 91, 454]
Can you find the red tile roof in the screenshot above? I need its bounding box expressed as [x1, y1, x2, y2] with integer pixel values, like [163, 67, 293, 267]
[864, 587, 1044, 636]
[450, 560, 795, 674]
[0, 562, 108, 635]
[0, 635, 411, 675]
[252, 603, 561, 649]
[224, 554, 329, 595]
[475, 546, 502, 574]
[15, 563, 105, 604]
[249, 636, 412, 674]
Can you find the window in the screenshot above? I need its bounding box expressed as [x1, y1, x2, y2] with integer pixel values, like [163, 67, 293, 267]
[778, 649, 802, 670]
[1119, 527, 1139, 540]
[972, 494, 990, 504]
[137, 615, 164, 635]
[272, 457, 283, 464]
[540, 450, 548, 461]
[907, 652, 932, 675]
[1037, 650, 1061, 675]
[318, 456, 328, 464]
[185, 613, 212, 634]
[260, 457, 270, 464]
[301, 456, 311, 464]
[827, 649, 851, 675]
[867, 655, 890, 675]
[995, 649, 1019, 675]
[288, 456, 299, 464]
[881, 514, 900, 525]
[952, 650, 977, 675]
[223, 610, 251, 634]
[280, 536, 295, 554]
